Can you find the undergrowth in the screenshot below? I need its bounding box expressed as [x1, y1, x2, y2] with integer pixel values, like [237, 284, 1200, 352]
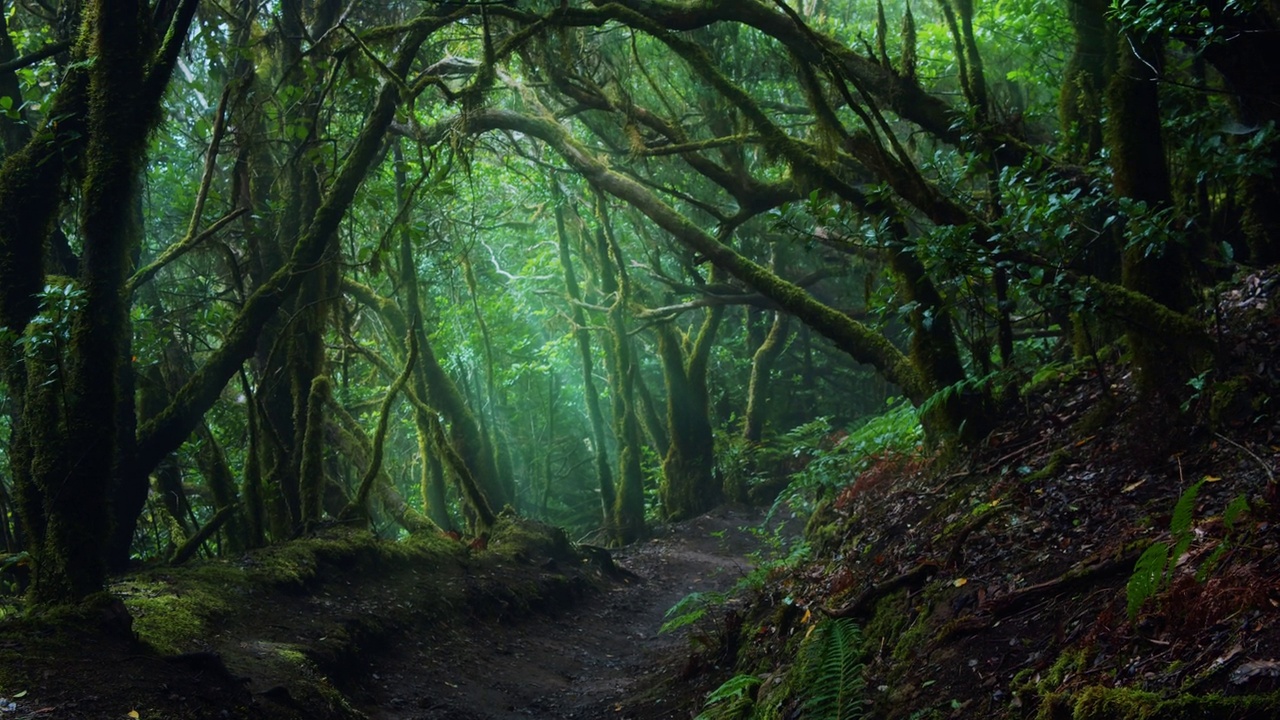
[1126, 477, 1250, 620]
[696, 616, 866, 720]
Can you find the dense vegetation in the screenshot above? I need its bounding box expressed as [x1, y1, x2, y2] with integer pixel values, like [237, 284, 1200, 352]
[0, 0, 1275, 616]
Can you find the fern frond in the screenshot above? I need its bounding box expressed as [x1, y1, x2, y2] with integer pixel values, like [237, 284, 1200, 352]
[1127, 542, 1169, 621]
[797, 617, 865, 720]
[660, 591, 725, 634]
[1223, 494, 1250, 532]
[1171, 479, 1204, 537]
[695, 673, 761, 720]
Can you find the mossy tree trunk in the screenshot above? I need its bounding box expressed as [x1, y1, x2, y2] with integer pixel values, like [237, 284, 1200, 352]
[554, 195, 616, 530]
[743, 310, 790, 444]
[655, 303, 723, 521]
[7, 0, 199, 604]
[245, 0, 342, 537]
[590, 203, 647, 544]
[343, 278, 511, 525]
[104, 16, 438, 576]
[1060, 0, 1114, 163]
[1106, 33, 1198, 399]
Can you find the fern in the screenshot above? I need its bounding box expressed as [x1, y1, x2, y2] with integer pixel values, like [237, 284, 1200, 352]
[1169, 479, 1204, 552]
[1127, 481, 1250, 620]
[1197, 493, 1251, 581]
[796, 618, 865, 720]
[695, 674, 761, 720]
[1223, 493, 1250, 532]
[660, 591, 725, 634]
[1126, 542, 1170, 621]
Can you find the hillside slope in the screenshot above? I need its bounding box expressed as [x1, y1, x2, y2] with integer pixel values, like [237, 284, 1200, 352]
[674, 268, 1280, 719]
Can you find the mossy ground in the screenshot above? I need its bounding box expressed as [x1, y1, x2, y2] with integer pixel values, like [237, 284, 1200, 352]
[0, 519, 609, 719]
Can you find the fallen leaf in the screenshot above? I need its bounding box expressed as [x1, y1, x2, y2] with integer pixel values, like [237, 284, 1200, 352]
[953, 578, 968, 587]
[1122, 478, 1146, 493]
[128, 711, 140, 719]
[1204, 475, 1223, 483]
[1231, 660, 1280, 684]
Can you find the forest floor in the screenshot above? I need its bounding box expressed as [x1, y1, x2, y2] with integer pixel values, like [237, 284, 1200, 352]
[0, 506, 775, 720]
[355, 505, 772, 720]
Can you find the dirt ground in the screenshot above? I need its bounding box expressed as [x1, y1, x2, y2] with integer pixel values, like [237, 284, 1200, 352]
[0, 506, 777, 720]
[354, 505, 774, 720]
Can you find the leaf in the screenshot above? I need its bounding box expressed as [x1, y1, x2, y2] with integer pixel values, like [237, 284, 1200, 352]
[128, 711, 140, 719]
[1127, 542, 1170, 621]
[1171, 479, 1205, 537]
[1223, 494, 1250, 532]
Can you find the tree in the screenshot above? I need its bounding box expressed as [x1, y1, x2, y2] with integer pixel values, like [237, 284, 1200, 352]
[1, 0, 1273, 607]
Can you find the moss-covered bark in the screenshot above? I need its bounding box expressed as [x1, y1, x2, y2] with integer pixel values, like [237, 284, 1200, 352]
[131, 15, 442, 501]
[591, 207, 646, 544]
[343, 278, 511, 514]
[1059, 0, 1113, 162]
[1105, 33, 1199, 398]
[554, 197, 616, 528]
[343, 337, 415, 523]
[10, 0, 203, 604]
[298, 376, 331, 529]
[655, 306, 723, 522]
[193, 423, 249, 553]
[743, 311, 790, 444]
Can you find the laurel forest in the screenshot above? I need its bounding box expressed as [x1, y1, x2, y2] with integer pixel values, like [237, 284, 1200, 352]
[0, 0, 1274, 633]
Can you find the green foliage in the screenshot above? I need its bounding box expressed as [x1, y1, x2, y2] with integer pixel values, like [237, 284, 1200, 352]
[1127, 542, 1171, 621]
[795, 617, 866, 720]
[696, 674, 762, 720]
[779, 401, 923, 513]
[660, 590, 728, 634]
[17, 282, 85, 359]
[1109, 0, 1261, 49]
[1127, 479, 1251, 620]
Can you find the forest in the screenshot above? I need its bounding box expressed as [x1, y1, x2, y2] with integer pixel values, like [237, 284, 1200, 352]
[0, 0, 1279, 718]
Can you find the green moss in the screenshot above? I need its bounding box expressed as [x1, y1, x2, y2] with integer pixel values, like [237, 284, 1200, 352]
[117, 565, 242, 654]
[1044, 647, 1091, 689]
[1025, 449, 1071, 484]
[486, 511, 574, 564]
[1056, 686, 1280, 720]
[1209, 376, 1253, 429]
[862, 590, 910, 653]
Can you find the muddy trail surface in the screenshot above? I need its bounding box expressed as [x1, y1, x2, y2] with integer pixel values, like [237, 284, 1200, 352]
[356, 506, 770, 720]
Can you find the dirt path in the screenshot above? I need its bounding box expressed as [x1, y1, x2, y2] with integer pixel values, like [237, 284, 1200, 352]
[356, 506, 769, 720]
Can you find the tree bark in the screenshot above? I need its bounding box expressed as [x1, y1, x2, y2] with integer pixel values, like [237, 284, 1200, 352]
[554, 195, 617, 529]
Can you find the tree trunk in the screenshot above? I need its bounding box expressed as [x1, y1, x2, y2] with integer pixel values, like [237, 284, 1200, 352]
[655, 304, 723, 521]
[591, 207, 646, 544]
[1106, 32, 1196, 398]
[554, 197, 616, 528]
[15, 0, 199, 603]
[743, 311, 790, 443]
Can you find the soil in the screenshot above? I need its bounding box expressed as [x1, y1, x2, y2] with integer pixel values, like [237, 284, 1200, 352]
[355, 505, 772, 720]
[0, 507, 776, 720]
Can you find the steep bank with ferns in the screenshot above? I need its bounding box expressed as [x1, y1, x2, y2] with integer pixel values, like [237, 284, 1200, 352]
[671, 267, 1280, 720]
